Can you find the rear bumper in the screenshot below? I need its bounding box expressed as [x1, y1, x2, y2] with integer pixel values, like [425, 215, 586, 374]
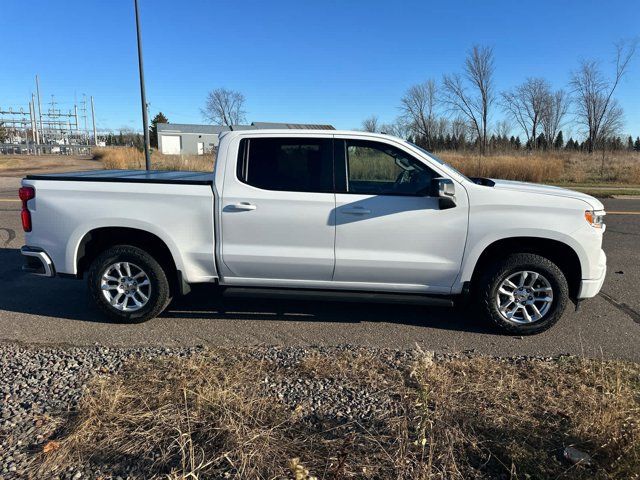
[21, 246, 55, 277]
[577, 249, 606, 298]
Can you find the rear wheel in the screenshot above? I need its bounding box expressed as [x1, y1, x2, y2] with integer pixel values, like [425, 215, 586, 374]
[88, 245, 171, 323]
[478, 253, 568, 335]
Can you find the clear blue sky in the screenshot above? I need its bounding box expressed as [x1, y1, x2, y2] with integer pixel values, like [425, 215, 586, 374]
[2, 0, 638, 138]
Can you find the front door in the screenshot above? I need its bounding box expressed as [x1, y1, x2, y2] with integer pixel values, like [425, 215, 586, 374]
[333, 138, 468, 292]
[220, 136, 336, 282]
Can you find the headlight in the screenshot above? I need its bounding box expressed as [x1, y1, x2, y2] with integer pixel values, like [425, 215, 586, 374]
[585, 210, 606, 228]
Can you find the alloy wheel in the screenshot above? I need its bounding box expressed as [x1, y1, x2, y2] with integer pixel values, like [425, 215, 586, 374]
[100, 262, 151, 312]
[495, 270, 553, 324]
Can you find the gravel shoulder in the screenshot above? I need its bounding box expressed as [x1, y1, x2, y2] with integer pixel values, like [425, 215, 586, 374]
[2, 344, 638, 479]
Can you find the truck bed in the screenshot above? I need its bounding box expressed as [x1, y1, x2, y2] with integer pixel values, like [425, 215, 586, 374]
[25, 169, 214, 185]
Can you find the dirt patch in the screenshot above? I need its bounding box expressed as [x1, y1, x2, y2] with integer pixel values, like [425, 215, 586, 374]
[0, 155, 102, 177]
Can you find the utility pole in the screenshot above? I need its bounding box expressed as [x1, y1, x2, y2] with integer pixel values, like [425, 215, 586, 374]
[74, 104, 79, 141]
[134, 0, 151, 170]
[31, 94, 40, 145]
[90, 96, 97, 146]
[28, 99, 36, 147]
[35, 75, 43, 143]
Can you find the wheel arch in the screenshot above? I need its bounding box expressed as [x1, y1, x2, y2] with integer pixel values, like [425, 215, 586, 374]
[467, 236, 583, 300]
[75, 226, 180, 293]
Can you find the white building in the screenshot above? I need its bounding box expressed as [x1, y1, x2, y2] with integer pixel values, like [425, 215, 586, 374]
[157, 122, 335, 155]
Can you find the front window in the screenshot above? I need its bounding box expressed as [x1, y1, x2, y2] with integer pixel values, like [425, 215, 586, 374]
[406, 142, 471, 182]
[345, 140, 436, 195]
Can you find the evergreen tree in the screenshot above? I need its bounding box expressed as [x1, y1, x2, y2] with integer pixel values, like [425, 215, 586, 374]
[489, 134, 497, 152]
[613, 136, 623, 151]
[535, 133, 547, 150]
[627, 136, 634, 151]
[149, 112, 169, 148]
[444, 134, 452, 150]
[635, 137, 640, 151]
[565, 138, 574, 150]
[458, 134, 467, 150]
[553, 131, 564, 150]
[514, 136, 521, 150]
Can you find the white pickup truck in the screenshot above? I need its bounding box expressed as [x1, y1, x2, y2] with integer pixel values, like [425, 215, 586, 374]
[19, 130, 607, 334]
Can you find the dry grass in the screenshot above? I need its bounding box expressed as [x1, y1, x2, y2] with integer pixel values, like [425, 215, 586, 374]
[93, 147, 214, 172]
[411, 354, 640, 479]
[439, 151, 640, 184]
[32, 350, 639, 479]
[0, 157, 21, 170]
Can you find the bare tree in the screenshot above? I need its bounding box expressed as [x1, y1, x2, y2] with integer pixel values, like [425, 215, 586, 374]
[494, 119, 511, 138]
[501, 78, 549, 148]
[201, 88, 247, 126]
[450, 117, 470, 141]
[434, 118, 449, 140]
[361, 115, 380, 132]
[570, 41, 636, 153]
[380, 117, 411, 139]
[540, 89, 569, 147]
[400, 79, 439, 149]
[442, 45, 495, 155]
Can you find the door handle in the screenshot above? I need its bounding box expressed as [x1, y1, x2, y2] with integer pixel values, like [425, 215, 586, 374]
[342, 207, 371, 215]
[230, 202, 257, 211]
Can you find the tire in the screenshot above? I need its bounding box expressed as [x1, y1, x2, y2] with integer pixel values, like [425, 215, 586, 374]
[88, 245, 171, 323]
[477, 253, 569, 335]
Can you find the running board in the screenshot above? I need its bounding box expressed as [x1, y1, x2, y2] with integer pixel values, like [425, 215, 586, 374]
[222, 287, 455, 307]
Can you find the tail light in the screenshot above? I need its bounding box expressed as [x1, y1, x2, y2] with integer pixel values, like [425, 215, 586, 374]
[19, 186, 35, 232]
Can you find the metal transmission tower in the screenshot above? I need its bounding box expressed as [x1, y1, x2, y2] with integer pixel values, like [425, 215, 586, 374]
[80, 95, 88, 145]
[0, 74, 93, 155]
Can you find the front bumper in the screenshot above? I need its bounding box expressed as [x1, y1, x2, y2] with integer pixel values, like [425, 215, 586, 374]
[577, 249, 606, 298]
[21, 246, 55, 277]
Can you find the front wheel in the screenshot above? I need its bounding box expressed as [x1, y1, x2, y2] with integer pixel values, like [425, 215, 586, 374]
[88, 245, 171, 323]
[478, 253, 569, 335]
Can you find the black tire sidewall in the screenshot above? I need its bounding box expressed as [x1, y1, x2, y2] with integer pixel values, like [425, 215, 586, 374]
[88, 245, 170, 323]
[481, 253, 569, 335]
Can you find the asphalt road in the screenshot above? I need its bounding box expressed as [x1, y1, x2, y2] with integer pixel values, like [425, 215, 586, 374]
[1, 175, 639, 360]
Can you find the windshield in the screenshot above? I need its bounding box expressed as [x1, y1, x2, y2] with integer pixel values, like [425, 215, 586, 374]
[406, 142, 472, 182]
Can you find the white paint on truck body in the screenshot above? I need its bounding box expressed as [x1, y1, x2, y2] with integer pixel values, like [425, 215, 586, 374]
[23, 129, 606, 301]
[22, 179, 216, 283]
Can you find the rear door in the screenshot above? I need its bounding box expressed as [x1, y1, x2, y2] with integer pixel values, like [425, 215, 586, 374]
[333, 137, 468, 292]
[219, 135, 336, 282]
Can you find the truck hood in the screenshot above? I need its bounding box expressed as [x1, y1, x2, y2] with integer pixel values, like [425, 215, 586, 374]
[489, 179, 604, 210]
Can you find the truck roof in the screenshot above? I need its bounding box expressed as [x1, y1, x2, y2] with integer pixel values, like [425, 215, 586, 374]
[218, 129, 398, 140]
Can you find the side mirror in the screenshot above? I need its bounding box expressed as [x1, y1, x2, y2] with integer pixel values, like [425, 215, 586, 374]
[431, 177, 456, 209]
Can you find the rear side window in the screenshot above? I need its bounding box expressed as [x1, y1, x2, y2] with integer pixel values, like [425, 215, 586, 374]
[237, 138, 333, 193]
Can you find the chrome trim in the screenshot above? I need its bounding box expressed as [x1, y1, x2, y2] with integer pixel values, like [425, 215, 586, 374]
[20, 246, 54, 277]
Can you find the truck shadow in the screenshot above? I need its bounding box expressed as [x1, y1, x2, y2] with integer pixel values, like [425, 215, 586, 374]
[0, 247, 492, 334]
